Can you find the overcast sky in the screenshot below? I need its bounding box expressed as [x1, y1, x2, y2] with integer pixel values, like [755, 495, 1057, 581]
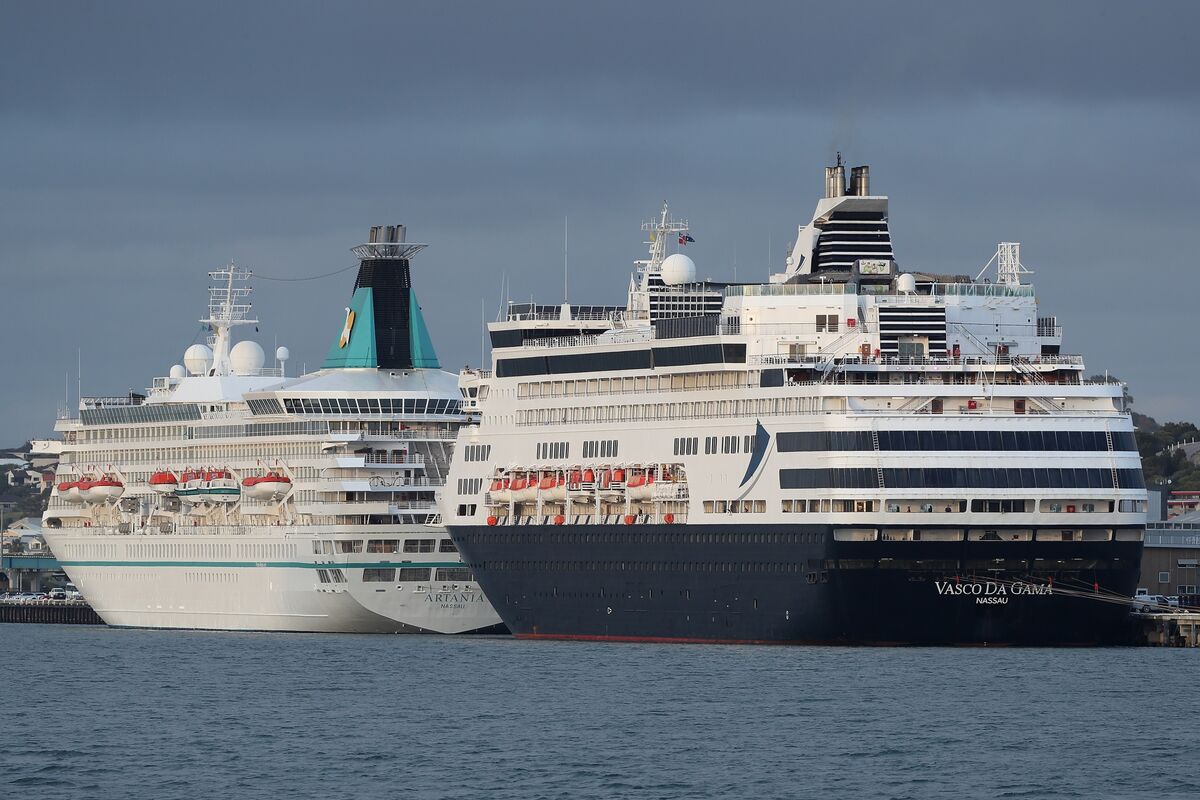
[1, 0, 1197, 444]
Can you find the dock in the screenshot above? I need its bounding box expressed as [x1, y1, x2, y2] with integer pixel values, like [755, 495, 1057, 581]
[1132, 611, 1200, 647]
[0, 599, 103, 625]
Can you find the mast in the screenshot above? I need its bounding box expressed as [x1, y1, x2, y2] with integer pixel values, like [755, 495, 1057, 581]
[203, 264, 257, 376]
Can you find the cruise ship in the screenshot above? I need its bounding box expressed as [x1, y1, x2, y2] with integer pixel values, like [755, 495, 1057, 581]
[444, 160, 1147, 644]
[43, 225, 503, 634]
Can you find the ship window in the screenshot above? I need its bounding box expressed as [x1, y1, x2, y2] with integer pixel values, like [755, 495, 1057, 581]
[435, 568, 473, 582]
[363, 568, 396, 582]
[336, 540, 363, 554]
[439, 539, 458, 553]
[398, 568, 432, 582]
[403, 539, 436, 553]
[366, 539, 399, 553]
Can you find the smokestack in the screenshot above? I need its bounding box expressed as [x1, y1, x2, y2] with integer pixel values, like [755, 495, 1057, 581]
[825, 165, 846, 198]
[850, 166, 870, 196]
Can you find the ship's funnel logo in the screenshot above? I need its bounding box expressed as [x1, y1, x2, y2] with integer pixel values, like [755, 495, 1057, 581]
[338, 307, 356, 348]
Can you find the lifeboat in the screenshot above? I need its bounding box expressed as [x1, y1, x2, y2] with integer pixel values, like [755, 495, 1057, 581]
[542, 474, 567, 502]
[88, 476, 125, 503]
[74, 480, 94, 502]
[57, 481, 83, 503]
[203, 469, 240, 504]
[149, 471, 178, 493]
[489, 477, 512, 503]
[582, 468, 596, 485]
[241, 472, 292, 500]
[512, 473, 537, 503]
[611, 468, 626, 484]
[628, 472, 655, 501]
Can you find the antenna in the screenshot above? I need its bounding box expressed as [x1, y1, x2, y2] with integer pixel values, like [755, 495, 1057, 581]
[563, 216, 568, 304]
[974, 242, 1033, 285]
[202, 264, 258, 376]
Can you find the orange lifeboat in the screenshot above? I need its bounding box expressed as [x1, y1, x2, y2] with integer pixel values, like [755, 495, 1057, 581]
[628, 472, 655, 501]
[512, 473, 537, 503]
[242, 471, 292, 500]
[57, 480, 83, 503]
[543, 473, 567, 501]
[582, 468, 595, 484]
[490, 476, 512, 503]
[149, 471, 178, 493]
[611, 468, 626, 483]
[88, 476, 125, 503]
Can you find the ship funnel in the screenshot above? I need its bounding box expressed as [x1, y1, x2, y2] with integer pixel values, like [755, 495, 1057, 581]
[824, 164, 846, 198]
[322, 224, 438, 371]
[850, 165, 870, 196]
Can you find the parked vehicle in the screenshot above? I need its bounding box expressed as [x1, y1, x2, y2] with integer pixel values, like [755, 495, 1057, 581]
[48, 588, 67, 601]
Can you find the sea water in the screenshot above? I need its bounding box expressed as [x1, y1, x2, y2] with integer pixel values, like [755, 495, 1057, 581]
[2, 625, 1197, 799]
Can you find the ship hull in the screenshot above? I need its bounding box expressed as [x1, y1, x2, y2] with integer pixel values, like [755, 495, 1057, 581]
[449, 523, 1143, 645]
[45, 530, 506, 635]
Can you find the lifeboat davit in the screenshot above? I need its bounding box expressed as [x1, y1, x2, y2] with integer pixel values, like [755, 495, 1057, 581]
[149, 471, 178, 493]
[241, 472, 292, 500]
[57, 481, 83, 503]
[489, 477, 512, 503]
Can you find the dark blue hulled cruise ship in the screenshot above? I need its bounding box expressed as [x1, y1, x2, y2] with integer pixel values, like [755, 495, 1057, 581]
[443, 161, 1146, 644]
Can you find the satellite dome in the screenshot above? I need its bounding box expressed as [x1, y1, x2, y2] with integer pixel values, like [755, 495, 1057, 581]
[169, 364, 186, 380]
[275, 346, 290, 363]
[660, 253, 697, 286]
[230, 340, 266, 375]
[183, 344, 213, 376]
[896, 273, 917, 294]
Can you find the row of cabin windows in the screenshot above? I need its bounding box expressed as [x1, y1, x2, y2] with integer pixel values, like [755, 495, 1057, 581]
[536, 441, 569, 459]
[518, 370, 757, 399]
[281, 397, 462, 416]
[777, 429, 1138, 453]
[456, 478, 484, 496]
[780, 499, 1134, 514]
[702, 500, 768, 513]
[516, 395, 823, 426]
[463, 444, 491, 462]
[362, 567, 474, 583]
[316, 538, 457, 554]
[779, 467, 1146, 490]
[582, 439, 618, 459]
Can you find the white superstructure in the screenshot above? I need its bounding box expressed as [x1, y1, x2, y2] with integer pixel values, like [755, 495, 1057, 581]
[43, 227, 502, 633]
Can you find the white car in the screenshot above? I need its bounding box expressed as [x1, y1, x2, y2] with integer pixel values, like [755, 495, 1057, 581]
[48, 588, 68, 601]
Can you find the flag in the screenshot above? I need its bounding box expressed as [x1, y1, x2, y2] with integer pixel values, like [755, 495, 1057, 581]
[678, 233, 695, 245]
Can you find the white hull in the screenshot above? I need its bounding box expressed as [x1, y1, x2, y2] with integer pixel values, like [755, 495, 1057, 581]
[44, 529, 504, 634]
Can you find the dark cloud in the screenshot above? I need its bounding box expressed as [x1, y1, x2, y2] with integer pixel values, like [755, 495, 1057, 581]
[1, 1, 1198, 442]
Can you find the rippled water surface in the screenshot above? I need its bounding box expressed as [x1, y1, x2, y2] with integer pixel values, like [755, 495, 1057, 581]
[3, 625, 1198, 799]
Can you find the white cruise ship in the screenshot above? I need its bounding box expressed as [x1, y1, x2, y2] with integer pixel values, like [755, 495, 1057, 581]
[43, 225, 503, 634]
[444, 160, 1148, 645]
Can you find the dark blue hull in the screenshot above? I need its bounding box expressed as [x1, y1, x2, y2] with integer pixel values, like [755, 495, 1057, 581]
[447, 524, 1143, 645]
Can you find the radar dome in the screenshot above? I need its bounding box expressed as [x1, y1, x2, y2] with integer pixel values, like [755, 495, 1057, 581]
[169, 364, 186, 380]
[660, 253, 697, 286]
[230, 340, 266, 375]
[275, 346, 290, 363]
[896, 273, 916, 294]
[183, 344, 213, 376]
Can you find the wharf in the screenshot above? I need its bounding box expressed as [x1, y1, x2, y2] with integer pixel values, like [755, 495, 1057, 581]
[1132, 611, 1200, 647]
[0, 599, 103, 625]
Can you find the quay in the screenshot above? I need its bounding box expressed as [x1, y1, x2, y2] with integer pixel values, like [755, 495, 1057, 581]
[0, 599, 102, 625]
[1132, 611, 1200, 647]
